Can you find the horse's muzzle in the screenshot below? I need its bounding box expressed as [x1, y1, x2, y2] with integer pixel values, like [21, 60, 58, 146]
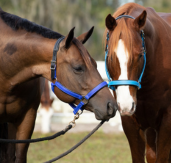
[94, 102, 117, 120]
[118, 102, 136, 116]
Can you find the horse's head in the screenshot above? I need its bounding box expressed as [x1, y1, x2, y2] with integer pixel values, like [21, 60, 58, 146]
[105, 10, 147, 116]
[52, 27, 117, 120]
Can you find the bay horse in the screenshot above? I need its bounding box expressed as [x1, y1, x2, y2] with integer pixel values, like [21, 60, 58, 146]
[0, 8, 117, 163]
[105, 2, 171, 163]
[40, 79, 53, 133]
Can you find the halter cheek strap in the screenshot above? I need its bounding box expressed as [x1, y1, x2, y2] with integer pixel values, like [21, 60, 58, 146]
[50, 37, 108, 114]
[105, 15, 146, 91]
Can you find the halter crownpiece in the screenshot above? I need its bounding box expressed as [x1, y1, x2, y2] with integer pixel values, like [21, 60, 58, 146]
[51, 37, 108, 114]
[105, 15, 146, 91]
[51, 37, 65, 80]
[115, 15, 135, 20]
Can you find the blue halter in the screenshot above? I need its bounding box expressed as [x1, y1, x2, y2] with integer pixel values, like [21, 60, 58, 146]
[105, 15, 146, 91]
[50, 37, 108, 114]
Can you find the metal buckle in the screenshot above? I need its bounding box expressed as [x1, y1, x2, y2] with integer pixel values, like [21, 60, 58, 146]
[50, 66, 56, 70]
[50, 60, 56, 70]
[50, 67, 55, 70]
[142, 47, 146, 53]
[81, 97, 89, 105]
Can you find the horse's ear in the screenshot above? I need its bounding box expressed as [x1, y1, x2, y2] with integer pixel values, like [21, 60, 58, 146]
[105, 14, 117, 31]
[77, 26, 94, 44]
[134, 10, 147, 30]
[65, 27, 75, 49]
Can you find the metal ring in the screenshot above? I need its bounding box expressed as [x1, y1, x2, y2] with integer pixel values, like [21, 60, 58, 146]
[81, 97, 89, 105]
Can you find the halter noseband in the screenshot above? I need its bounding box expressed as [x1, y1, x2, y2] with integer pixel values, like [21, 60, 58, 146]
[51, 37, 107, 114]
[105, 15, 146, 91]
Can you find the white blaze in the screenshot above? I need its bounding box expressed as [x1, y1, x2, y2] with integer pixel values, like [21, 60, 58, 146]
[115, 39, 134, 114]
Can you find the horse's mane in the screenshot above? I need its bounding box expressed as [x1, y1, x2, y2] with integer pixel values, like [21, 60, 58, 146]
[0, 8, 92, 67]
[105, 3, 145, 64]
[0, 9, 62, 39]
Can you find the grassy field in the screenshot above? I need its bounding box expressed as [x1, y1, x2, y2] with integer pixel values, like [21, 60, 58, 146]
[28, 131, 132, 163]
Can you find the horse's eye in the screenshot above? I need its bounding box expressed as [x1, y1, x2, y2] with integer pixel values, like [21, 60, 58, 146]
[138, 53, 143, 60]
[73, 66, 84, 73]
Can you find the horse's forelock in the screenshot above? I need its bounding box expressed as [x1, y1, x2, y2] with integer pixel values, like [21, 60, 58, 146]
[108, 19, 133, 66]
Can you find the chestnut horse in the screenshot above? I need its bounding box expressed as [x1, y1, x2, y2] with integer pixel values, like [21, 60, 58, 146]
[105, 3, 171, 163]
[0, 8, 117, 163]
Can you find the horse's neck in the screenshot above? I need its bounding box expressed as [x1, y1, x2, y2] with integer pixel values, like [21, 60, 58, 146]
[0, 26, 56, 90]
[140, 8, 171, 91]
[145, 9, 171, 61]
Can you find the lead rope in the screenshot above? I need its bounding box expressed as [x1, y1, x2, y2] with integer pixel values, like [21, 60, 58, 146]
[0, 113, 105, 162]
[0, 113, 81, 143]
[44, 120, 105, 163]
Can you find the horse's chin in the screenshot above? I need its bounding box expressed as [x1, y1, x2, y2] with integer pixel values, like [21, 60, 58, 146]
[118, 104, 136, 116]
[119, 108, 136, 116]
[94, 109, 110, 121]
[94, 109, 103, 120]
[120, 112, 134, 116]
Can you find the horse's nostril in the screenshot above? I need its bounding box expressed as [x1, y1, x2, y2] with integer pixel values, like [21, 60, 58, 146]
[107, 102, 114, 116]
[114, 105, 118, 112]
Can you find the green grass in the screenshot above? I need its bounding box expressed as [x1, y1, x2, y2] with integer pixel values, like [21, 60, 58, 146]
[28, 131, 132, 163]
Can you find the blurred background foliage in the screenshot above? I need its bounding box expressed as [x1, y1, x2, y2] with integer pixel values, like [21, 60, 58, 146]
[0, 0, 170, 60]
